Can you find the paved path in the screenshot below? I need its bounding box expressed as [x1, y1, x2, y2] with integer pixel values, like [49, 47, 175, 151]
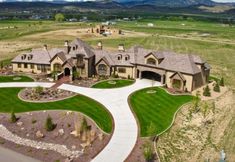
[59, 79, 161, 162]
[0, 79, 161, 162]
[0, 146, 41, 162]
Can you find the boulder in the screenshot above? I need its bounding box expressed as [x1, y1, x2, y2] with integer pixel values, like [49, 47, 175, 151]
[58, 129, 64, 136]
[16, 122, 23, 126]
[36, 130, 44, 138]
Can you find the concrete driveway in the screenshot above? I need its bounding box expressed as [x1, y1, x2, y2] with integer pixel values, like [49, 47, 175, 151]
[59, 79, 161, 162]
[0, 79, 161, 162]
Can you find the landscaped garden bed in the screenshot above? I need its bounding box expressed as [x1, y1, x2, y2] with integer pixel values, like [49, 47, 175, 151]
[0, 110, 111, 162]
[19, 87, 76, 102]
[92, 79, 135, 89]
[130, 87, 193, 137]
[0, 87, 113, 134]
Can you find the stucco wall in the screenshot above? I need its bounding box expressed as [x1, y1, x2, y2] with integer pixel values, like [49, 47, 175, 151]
[165, 71, 193, 91]
[95, 60, 110, 76]
[116, 67, 134, 78]
[50, 56, 64, 72]
[12, 63, 50, 74]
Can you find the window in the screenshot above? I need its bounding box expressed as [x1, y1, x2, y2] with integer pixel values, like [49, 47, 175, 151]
[117, 54, 122, 61]
[125, 55, 130, 61]
[18, 63, 22, 68]
[53, 63, 62, 72]
[30, 64, 34, 69]
[77, 55, 84, 66]
[37, 65, 41, 70]
[146, 58, 156, 65]
[24, 63, 28, 68]
[118, 68, 126, 73]
[98, 64, 107, 75]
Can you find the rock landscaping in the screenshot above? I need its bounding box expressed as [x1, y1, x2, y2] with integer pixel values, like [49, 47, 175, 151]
[19, 87, 76, 102]
[0, 110, 111, 162]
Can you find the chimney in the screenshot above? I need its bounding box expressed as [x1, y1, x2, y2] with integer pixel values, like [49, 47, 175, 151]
[64, 40, 69, 47]
[97, 41, 103, 50]
[118, 44, 125, 52]
[43, 44, 48, 51]
[64, 40, 70, 54]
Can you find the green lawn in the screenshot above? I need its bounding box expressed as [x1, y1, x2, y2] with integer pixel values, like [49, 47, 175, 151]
[0, 75, 34, 82]
[92, 79, 135, 89]
[0, 88, 113, 133]
[130, 87, 193, 137]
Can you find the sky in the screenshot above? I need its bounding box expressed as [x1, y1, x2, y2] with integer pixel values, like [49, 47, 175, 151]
[0, 0, 234, 2]
[213, 0, 235, 2]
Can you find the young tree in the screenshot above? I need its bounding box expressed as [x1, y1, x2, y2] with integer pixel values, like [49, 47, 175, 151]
[80, 117, 88, 133]
[45, 115, 56, 131]
[193, 91, 200, 112]
[55, 13, 65, 22]
[203, 85, 211, 97]
[220, 77, 224, 87]
[213, 82, 220, 92]
[10, 111, 17, 123]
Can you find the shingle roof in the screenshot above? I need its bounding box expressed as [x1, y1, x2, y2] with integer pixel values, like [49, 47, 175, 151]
[12, 48, 64, 65]
[69, 38, 95, 58]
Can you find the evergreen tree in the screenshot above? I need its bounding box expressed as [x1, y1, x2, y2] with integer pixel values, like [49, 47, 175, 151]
[220, 77, 224, 87]
[10, 111, 17, 123]
[203, 85, 211, 97]
[45, 115, 56, 131]
[213, 82, 220, 92]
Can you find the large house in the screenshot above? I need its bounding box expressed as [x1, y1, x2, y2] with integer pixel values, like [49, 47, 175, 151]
[12, 38, 211, 92]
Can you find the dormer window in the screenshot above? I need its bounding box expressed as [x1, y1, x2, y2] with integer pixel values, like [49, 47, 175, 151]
[125, 55, 130, 61]
[73, 46, 76, 50]
[146, 58, 156, 65]
[117, 54, 122, 61]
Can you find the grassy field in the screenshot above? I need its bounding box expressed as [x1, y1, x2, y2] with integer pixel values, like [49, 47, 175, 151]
[0, 75, 34, 82]
[0, 88, 113, 133]
[92, 79, 134, 89]
[130, 87, 193, 137]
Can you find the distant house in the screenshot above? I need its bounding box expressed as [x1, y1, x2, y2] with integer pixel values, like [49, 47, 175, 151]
[12, 38, 211, 92]
[87, 25, 122, 36]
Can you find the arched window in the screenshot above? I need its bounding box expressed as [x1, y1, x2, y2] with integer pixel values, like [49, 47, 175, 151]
[146, 58, 156, 65]
[116, 54, 122, 61]
[53, 63, 62, 72]
[124, 55, 130, 61]
[98, 64, 107, 75]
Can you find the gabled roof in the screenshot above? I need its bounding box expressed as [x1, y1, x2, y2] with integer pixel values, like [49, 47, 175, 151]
[95, 57, 110, 67]
[170, 72, 186, 81]
[69, 38, 95, 58]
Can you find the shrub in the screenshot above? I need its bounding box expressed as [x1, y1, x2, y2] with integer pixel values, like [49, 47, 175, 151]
[31, 118, 37, 124]
[220, 77, 224, 87]
[203, 85, 211, 97]
[143, 141, 154, 162]
[10, 111, 17, 123]
[45, 115, 56, 131]
[213, 82, 220, 92]
[73, 71, 80, 80]
[35, 86, 43, 94]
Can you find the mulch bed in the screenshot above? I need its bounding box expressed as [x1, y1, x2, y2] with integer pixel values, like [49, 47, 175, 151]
[0, 110, 111, 162]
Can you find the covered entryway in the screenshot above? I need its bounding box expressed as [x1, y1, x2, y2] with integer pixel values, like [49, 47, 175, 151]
[64, 68, 71, 76]
[141, 71, 161, 82]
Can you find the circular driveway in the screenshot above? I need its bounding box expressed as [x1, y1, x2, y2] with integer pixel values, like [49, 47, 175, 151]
[0, 79, 161, 162]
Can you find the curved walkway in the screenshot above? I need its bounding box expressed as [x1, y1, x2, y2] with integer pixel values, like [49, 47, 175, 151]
[0, 79, 161, 162]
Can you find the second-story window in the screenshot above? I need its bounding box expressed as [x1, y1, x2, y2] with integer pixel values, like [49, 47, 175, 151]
[146, 58, 156, 65]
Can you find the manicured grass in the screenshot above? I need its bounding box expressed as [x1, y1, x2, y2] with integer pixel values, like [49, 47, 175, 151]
[92, 79, 135, 89]
[0, 88, 113, 133]
[130, 87, 193, 137]
[0, 75, 34, 82]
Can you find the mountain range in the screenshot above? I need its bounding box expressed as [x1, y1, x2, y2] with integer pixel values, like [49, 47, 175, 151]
[0, 0, 234, 7]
